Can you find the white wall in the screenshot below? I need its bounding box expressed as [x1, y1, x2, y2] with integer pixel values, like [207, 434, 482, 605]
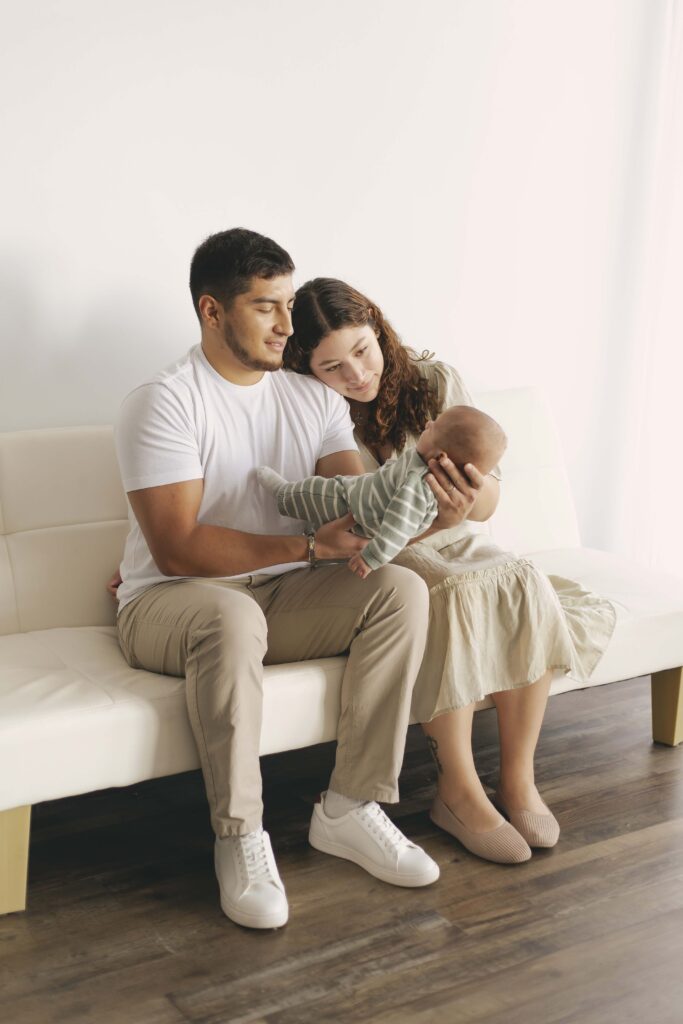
[0, 0, 672, 558]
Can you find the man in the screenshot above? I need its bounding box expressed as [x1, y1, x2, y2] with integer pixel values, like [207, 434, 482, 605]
[114, 228, 438, 930]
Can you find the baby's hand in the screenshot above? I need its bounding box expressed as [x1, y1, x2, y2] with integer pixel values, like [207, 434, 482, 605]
[348, 553, 372, 579]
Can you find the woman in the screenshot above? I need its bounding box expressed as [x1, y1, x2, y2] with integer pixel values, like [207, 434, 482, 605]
[283, 277, 616, 863]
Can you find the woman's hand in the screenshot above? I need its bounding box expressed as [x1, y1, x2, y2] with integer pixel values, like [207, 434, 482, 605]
[425, 456, 486, 530]
[106, 570, 122, 599]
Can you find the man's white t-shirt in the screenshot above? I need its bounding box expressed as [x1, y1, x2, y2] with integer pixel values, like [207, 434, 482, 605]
[114, 345, 357, 610]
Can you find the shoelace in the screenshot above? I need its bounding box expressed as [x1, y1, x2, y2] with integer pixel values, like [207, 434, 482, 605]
[240, 829, 276, 884]
[360, 802, 412, 852]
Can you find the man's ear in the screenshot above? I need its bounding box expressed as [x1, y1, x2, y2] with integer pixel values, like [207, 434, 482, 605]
[198, 293, 223, 328]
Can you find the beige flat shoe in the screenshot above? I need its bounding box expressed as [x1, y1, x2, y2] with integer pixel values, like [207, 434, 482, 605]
[429, 795, 531, 864]
[492, 792, 560, 848]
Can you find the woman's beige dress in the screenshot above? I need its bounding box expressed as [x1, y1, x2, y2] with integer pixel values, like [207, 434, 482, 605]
[354, 358, 616, 722]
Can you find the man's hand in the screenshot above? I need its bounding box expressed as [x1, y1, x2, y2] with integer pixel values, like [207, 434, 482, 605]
[425, 455, 485, 530]
[348, 553, 372, 579]
[314, 512, 368, 561]
[107, 570, 122, 599]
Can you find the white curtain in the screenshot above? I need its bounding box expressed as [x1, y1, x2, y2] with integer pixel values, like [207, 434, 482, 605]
[611, 0, 683, 576]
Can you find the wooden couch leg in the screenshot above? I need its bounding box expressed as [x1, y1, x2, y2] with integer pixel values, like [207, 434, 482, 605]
[0, 806, 31, 915]
[652, 667, 683, 746]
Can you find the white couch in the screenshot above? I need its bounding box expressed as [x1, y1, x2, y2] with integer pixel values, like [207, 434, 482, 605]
[2, 387, 682, 916]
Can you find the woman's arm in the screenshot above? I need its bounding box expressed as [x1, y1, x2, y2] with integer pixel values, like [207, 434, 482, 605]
[425, 361, 502, 523]
[417, 460, 499, 533]
[414, 456, 487, 539]
[316, 450, 365, 477]
[467, 474, 500, 522]
[425, 456, 500, 525]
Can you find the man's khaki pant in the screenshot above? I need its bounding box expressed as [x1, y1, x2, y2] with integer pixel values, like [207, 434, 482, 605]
[117, 563, 429, 837]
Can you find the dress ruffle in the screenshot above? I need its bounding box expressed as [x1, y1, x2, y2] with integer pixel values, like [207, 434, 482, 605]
[393, 537, 616, 722]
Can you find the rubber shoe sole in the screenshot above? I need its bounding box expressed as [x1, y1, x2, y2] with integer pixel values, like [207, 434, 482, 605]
[219, 893, 288, 929]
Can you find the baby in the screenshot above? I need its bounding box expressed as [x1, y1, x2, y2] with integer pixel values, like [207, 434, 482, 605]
[257, 405, 507, 578]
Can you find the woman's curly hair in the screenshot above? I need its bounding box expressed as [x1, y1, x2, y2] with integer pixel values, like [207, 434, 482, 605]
[284, 278, 440, 454]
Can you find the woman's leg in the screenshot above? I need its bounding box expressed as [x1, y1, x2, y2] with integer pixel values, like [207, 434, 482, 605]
[422, 669, 554, 828]
[491, 669, 553, 814]
[422, 706, 504, 831]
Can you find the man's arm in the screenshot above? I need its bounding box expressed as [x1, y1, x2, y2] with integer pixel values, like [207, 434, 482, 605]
[128, 479, 311, 577]
[128, 469, 368, 579]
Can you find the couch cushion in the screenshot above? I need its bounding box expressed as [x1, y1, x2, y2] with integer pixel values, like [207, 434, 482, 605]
[6, 522, 128, 633]
[0, 538, 19, 635]
[0, 427, 127, 534]
[0, 427, 129, 636]
[0, 626, 346, 812]
[2, 546, 682, 812]
[527, 547, 683, 684]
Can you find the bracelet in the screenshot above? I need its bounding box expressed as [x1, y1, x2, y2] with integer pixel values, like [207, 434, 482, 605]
[305, 531, 317, 567]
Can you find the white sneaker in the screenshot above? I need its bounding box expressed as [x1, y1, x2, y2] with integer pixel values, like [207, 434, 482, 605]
[214, 828, 289, 929]
[309, 795, 440, 888]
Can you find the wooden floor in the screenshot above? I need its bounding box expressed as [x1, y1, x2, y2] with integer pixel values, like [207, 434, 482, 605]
[2, 677, 683, 1024]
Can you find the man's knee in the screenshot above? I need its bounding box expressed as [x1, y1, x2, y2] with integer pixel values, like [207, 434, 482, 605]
[369, 564, 430, 621]
[192, 591, 268, 658]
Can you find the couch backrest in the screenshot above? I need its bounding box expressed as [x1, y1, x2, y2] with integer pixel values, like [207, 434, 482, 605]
[0, 427, 128, 633]
[473, 386, 581, 554]
[0, 386, 580, 635]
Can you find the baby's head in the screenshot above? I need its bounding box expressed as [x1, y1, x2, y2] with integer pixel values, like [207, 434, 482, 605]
[416, 405, 507, 476]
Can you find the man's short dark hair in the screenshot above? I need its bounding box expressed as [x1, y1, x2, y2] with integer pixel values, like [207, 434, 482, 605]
[189, 228, 295, 320]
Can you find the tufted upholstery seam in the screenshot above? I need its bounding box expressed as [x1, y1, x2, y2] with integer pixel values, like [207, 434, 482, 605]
[3, 536, 22, 634]
[1, 518, 128, 539]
